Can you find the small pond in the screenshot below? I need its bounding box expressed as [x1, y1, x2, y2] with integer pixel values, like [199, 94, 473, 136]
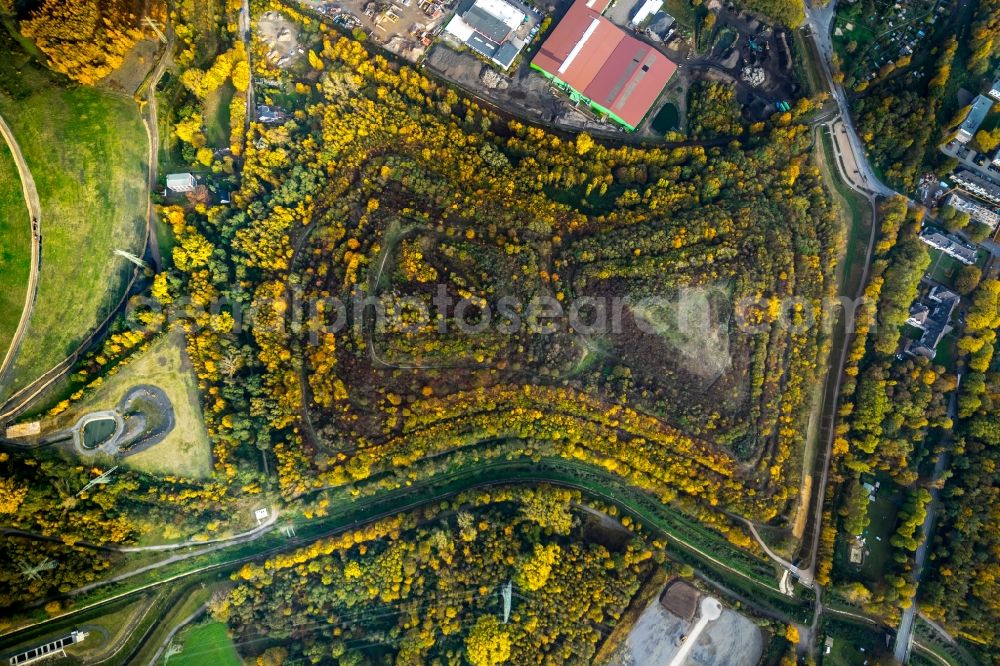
[651, 103, 680, 134]
[82, 417, 117, 449]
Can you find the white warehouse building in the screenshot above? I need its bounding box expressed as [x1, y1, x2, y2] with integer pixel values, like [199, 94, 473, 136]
[444, 0, 528, 70]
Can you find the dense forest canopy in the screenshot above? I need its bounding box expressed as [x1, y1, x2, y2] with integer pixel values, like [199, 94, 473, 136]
[154, 33, 840, 530]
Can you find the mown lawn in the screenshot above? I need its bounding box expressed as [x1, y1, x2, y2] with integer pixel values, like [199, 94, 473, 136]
[856, 483, 901, 582]
[823, 618, 890, 665]
[0, 137, 30, 359]
[924, 245, 988, 288]
[203, 80, 234, 148]
[45, 328, 212, 479]
[0, 24, 148, 402]
[925, 248, 963, 286]
[168, 622, 241, 666]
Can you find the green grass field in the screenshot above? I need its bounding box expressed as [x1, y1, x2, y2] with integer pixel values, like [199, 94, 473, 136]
[834, 478, 901, 584]
[45, 328, 212, 479]
[64, 594, 154, 661]
[925, 248, 965, 286]
[822, 618, 891, 665]
[817, 128, 873, 299]
[856, 485, 900, 582]
[832, 18, 876, 69]
[934, 332, 957, 370]
[665, 0, 698, 30]
[793, 28, 826, 98]
[0, 24, 148, 403]
[924, 245, 989, 288]
[0, 137, 30, 359]
[168, 622, 241, 666]
[203, 81, 234, 148]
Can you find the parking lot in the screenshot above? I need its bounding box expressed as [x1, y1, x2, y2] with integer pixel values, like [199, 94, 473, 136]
[941, 139, 1000, 184]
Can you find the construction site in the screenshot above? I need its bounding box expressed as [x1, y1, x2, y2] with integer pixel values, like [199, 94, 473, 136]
[605, 579, 764, 666]
[683, 5, 802, 120]
[300, 0, 449, 61]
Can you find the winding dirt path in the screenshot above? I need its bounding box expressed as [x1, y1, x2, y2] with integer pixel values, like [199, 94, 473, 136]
[0, 37, 171, 425]
[0, 113, 42, 390]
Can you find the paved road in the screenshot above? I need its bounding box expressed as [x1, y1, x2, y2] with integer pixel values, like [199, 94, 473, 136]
[893, 382, 959, 662]
[797, 0, 906, 595]
[795, 10, 908, 656]
[798, 124, 882, 599]
[741, 518, 813, 586]
[827, 119, 875, 196]
[804, 0, 897, 199]
[0, 113, 42, 391]
[240, 0, 254, 127]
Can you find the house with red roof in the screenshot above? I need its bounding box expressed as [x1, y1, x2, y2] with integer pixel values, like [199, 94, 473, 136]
[530, 0, 677, 130]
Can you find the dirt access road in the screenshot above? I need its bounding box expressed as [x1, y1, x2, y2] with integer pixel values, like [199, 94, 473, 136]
[0, 37, 169, 424]
[0, 113, 42, 392]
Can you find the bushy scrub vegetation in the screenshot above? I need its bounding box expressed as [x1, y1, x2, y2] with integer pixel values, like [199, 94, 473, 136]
[851, 38, 956, 193]
[686, 80, 744, 140]
[816, 201, 944, 608]
[736, 0, 803, 27]
[818, 198, 1000, 647]
[0, 2, 840, 633]
[0, 447, 253, 612]
[846, 0, 1000, 194]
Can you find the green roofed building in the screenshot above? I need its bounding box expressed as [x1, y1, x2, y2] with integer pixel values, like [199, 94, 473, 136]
[530, 0, 677, 130]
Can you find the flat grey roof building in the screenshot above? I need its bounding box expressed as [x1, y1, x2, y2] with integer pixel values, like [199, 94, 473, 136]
[945, 192, 1000, 230]
[443, 0, 528, 70]
[919, 229, 978, 264]
[956, 94, 994, 143]
[905, 286, 960, 358]
[990, 78, 1000, 101]
[952, 169, 1000, 205]
[166, 172, 197, 193]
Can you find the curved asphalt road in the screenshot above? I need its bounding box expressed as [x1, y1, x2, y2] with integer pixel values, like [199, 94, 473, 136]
[0, 113, 42, 390]
[805, 0, 898, 199]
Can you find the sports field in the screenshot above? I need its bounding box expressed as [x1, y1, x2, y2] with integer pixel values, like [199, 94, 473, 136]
[167, 622, 241, 666]
[47, 329, 212, 479]
[0, 25, 148, 402]
[0, 137, 30, 360]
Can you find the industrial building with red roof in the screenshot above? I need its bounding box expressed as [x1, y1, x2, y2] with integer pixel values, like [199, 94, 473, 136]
[530, 0, 677, 130]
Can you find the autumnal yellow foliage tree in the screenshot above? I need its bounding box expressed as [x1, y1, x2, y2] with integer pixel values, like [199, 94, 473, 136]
[465, 616, 511, 666]
[0, 477, 28, 514]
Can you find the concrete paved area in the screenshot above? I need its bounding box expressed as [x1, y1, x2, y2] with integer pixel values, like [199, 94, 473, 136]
[610, 590, 763, 666]
[667, 597, 722, 666]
